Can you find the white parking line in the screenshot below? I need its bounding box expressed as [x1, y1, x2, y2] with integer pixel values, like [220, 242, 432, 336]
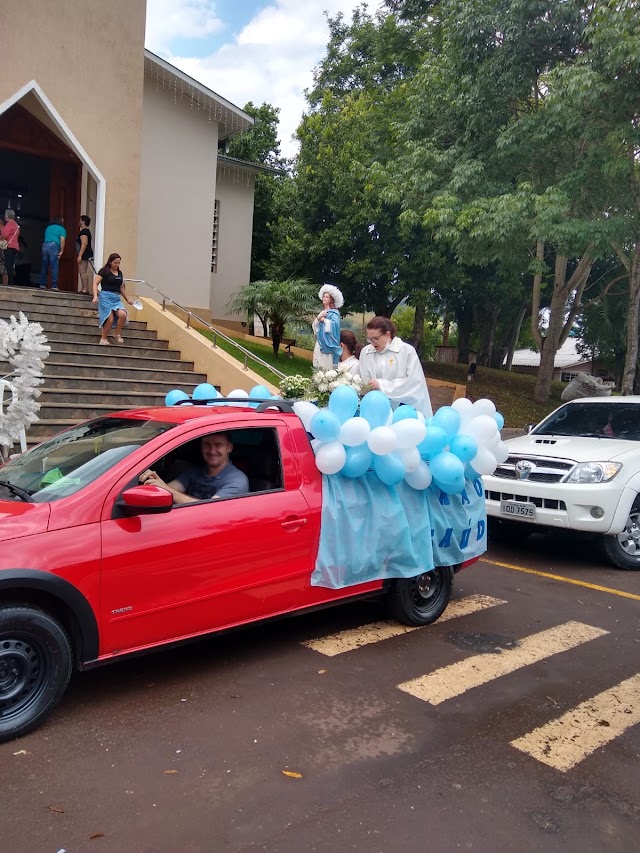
[397, 621, 609, 705]
[510, 673, 640, 772]
[301, 594, 507, 657]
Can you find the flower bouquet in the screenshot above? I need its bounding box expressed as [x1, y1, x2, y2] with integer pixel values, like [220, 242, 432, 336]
[279, 365, 366, 406]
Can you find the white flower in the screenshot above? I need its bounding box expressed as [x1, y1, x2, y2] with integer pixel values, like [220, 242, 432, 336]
[337, 363, 349, 374]
[325, 369, 338, 380]
[344, 372, 353, 381]
[318, 383, 329, 393]
[313, 372, 324, 383]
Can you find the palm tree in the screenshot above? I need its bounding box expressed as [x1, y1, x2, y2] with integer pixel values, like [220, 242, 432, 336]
[227, 279, 318, 356]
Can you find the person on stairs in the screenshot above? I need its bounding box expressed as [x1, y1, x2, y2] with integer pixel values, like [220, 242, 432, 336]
[92, 253, 133, 345]
[39, 216, 66, 290]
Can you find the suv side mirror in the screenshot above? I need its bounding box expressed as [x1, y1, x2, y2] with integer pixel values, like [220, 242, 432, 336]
[119, 484, 173, 515]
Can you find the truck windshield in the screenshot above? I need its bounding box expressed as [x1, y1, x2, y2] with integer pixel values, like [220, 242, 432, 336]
[0, 417, 175, 503]
[534, 403, 640, 441]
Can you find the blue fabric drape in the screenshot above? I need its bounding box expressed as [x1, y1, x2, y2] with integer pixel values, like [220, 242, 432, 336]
[312, 472, 487, 589]
[316, 308, 341, 365]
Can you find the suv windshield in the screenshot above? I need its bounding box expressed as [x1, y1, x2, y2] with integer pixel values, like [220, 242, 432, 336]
[534, 402, 640, 441]
[0, 417, 175, 503]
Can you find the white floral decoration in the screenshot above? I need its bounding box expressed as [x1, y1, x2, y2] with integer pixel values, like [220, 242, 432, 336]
[0, 313, 50, 449]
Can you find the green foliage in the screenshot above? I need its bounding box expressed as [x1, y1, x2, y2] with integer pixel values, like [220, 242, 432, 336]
[227, 279, 317, 355]
[391, 305, 437, 360]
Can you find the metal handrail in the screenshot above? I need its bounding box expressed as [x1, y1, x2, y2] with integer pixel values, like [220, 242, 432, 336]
[124, 278, 286, 382]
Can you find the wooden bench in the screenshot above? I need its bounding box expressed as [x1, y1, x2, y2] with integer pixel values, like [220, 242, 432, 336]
[282, 338, 296, 358]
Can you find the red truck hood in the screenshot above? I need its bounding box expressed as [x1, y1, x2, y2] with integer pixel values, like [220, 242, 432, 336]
[0, 499, 50, 541]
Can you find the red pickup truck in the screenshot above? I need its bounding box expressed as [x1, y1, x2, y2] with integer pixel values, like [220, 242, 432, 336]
[0, 403, 481, 742]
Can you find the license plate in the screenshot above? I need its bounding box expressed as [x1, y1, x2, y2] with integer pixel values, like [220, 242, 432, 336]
[500, 500, 536, 520]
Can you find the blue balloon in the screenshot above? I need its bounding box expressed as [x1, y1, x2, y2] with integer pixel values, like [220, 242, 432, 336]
[342, 444, 373, 478]
[449, 434, 478, 464]
[392, 405, 418, 423]
[165, 389, 189, 406]
[433, 475, 466, 495]
[373, 451, 406, 486]
[328, 385, 359, 423]
[432, 406, 461, 441]
[417, 425, 448, 459]
[429, 450, 465, 488]
[310, 409, 341, 443]
[494, 412, 505, 431]
[249, 384, 272, 399]
[465, 463, 481, 481]
[360, 391, 391, 429]
[193, 383, 218, 400]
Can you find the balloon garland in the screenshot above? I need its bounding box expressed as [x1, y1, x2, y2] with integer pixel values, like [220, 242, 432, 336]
[164, 383, 506, 492]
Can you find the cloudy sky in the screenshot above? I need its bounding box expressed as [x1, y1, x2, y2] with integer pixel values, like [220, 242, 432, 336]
[145, 0, 380, 157]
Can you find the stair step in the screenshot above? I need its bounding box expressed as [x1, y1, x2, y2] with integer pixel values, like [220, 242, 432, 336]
[0, 307, 149, 332]
[38, 388, 174, 407]
[45, 340, 179, 359]
[2, 350, 193, 371]
[37, 401, 165, 420]
[39, 374, 203, 394]
[44, 330, 167, 348]
[39, 360, 207, 383]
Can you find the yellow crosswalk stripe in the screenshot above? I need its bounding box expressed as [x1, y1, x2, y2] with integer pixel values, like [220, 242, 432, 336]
[510, 673, 640, 772]
[301, 594, 507, 657]
[397, 621, 609, 706]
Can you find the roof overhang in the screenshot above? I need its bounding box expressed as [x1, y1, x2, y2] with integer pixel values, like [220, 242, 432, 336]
[217, 154, 286, 177]
[144, 50, 254, 140]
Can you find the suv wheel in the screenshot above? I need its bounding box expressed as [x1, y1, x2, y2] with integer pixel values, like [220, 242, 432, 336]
[602, 504, 640, 571]
[389, 566, 454, 626]
[0, 605, 73, 742]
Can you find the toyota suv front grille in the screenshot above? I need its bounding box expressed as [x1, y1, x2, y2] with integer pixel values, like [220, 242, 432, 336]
[493, 455, 575, 483]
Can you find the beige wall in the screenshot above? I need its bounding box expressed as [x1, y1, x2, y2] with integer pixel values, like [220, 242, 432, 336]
[0, 0, 146, 272]
[136, 79, 219, 309]
[211, 168, 255, 320]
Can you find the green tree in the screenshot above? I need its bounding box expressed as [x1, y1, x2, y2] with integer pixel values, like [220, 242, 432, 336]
[227, 279, 317, 356]
[226, 102, 289, 282]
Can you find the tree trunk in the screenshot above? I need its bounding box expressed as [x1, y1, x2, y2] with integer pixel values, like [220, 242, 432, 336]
[533, 252, 593, 402]
[621, 243, 640, 395]
[410, 301, 426, 355]
[455, 303, 473, 364]
[271, 322, 284, 356]
[474, 301, 498, 367]
[442, 320, 450, 346]
[494, 299, 528, 370]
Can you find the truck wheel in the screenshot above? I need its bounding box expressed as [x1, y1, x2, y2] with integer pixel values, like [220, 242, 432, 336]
[389, 567, 454, 626]
[0, 605, 72, 743]
[602, 504, 640, 571]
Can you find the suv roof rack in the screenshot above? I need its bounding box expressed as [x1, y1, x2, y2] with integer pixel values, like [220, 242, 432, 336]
[173, 398, 295, 414]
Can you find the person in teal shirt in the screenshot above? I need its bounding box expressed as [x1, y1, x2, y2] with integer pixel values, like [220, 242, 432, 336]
[40, 217, 67, 290]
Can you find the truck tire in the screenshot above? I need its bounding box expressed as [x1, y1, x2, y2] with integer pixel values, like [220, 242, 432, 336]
[0, 605, 73, 742]
[602, 503, 640, 571]
[389, 567, 454, 626]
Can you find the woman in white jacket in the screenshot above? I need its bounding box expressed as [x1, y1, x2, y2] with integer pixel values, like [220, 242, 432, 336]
[358, 316, 433, 417]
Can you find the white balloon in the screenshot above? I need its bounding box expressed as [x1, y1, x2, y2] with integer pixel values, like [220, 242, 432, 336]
[392, 419, 427, 449]
[310, 438, 323, 453]
[293, 401, 319, 431]
[471, 398, 497, 417]
[470, 446, 497, 475]
[367, 426, 398, 456]
[465, 415, 499, 443]
[452, 397, 474, 417]
[227, 388, 249, 398]
[404, 461, 433, 490]
[315, 441, 347, 475]
[494, 441, 510, 464]
[487, 430, 502, 450]
[397, 447, 421, 473]
[339, 417, 371, 447]
[417, 411, 426, 424]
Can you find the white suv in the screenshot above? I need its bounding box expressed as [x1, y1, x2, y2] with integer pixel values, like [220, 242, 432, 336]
[483, 397, 640, 570]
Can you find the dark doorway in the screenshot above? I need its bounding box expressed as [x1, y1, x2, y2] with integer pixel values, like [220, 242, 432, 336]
[0, 104, 81, 291]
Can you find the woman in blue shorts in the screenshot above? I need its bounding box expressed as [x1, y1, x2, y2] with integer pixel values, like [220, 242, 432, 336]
[92, 253, 133, 345]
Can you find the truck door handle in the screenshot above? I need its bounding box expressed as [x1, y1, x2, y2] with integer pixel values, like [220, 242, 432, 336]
[281, 517, 308, 532]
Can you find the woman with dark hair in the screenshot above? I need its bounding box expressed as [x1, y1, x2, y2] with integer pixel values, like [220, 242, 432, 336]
[92, 253, 133, 345]
[357, 316, 433, 416]
[2, 209, 20, 286]
[339, 329, 361, 373]
[0, 213, 7, 285]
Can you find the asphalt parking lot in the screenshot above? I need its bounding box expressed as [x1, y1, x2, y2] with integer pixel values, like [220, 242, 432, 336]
[1, 531, 639, 853]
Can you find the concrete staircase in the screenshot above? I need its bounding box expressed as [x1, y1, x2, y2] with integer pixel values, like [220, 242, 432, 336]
[0, 286, 208, 443]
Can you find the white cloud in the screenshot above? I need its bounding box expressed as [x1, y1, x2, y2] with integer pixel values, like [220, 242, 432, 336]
[145, 0, 223, 55]
[146, 0, 373, 157]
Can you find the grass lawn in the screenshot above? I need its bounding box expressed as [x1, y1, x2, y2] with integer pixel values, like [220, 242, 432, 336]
[425, 361, 564, 428]
[198, 329, 314, 384]
[198, 328, 563, 427]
